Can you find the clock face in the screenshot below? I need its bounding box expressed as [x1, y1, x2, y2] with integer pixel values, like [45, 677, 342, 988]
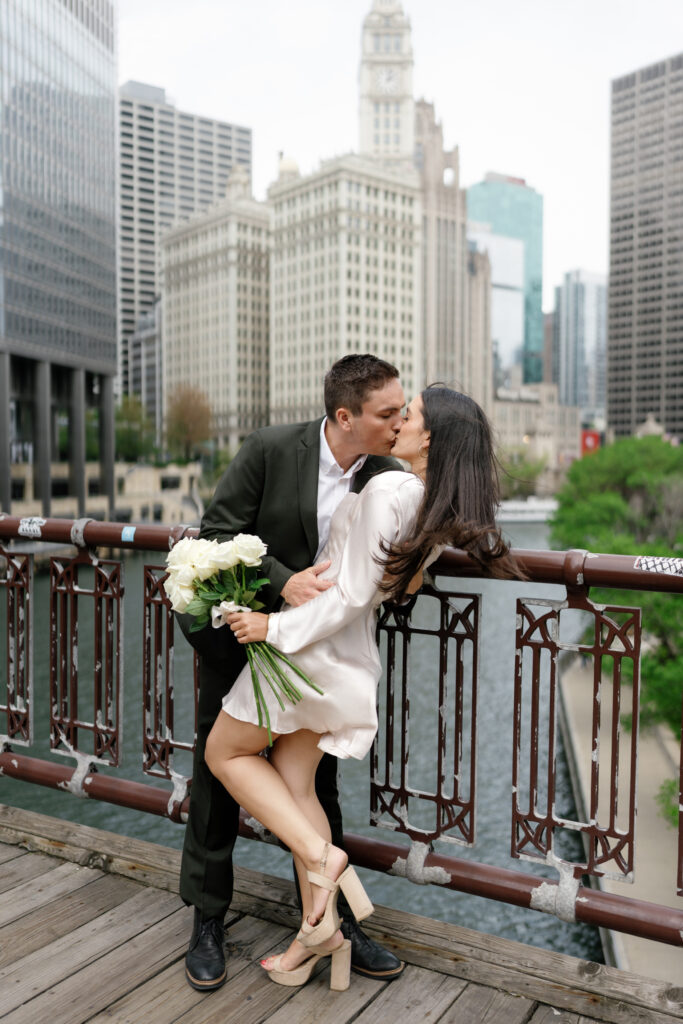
[374, 67, 399, 94]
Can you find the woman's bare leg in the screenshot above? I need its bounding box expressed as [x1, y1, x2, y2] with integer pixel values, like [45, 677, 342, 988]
[269, 731, 345, 946]
[205, 713, 346, 969]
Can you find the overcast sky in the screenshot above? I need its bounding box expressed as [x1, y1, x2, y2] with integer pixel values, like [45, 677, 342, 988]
[118, 0, 683, 310]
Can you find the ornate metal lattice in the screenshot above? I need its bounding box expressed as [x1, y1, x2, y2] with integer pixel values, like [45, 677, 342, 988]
[371, 582, 479, 845]
[142, 565, 199, 784]
[513, 593, 641, 882]
[50, 550, 123, 765]
[0, 547, 33, 747]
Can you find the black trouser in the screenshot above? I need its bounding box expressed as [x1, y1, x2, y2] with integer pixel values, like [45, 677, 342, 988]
[178, 622, 346, 922]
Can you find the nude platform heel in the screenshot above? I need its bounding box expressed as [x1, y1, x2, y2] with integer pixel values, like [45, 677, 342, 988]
[298, 844, 374, 948]
[263, 950, 322, 987]
[262, 938, 351, 991]
[325, 937, 352, 992]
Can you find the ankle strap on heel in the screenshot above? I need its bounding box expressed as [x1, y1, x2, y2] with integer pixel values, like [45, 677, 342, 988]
[307, 871, 338, 891]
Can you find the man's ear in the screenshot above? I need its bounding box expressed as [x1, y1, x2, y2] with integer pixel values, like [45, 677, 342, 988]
[335, 407, 353, 433]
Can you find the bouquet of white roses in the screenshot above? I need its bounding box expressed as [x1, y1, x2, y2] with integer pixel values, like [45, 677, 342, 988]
[164, 534, 322, 744]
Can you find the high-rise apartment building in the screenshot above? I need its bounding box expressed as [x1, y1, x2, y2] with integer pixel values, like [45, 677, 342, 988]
[467, 173, 544, 384]
[162, 170, 269, 452]
[359, 0, 415, 166]
[118, 81, 251, 397]
[0, 0, 118, 516]
[608, 53, 683, 437]
[268, 154, 422, 424]
[554, 270, 607, 422]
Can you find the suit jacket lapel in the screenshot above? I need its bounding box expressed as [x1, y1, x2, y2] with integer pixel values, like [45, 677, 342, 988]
[297, 419, 322, 562]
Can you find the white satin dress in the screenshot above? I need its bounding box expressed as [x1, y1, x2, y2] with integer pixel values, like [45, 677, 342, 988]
[221, 471, 426, 759]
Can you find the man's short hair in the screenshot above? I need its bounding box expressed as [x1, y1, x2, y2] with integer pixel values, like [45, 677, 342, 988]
[324, 354, 400, 419]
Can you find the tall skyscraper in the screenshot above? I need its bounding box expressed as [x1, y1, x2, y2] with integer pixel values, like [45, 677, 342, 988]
[268, 154, 422, 424]
[118, 82, 252, 398]
[465, 243, 494, 414]
[467, 222, 525, 387]
[608, 53, 683, 438]
[414, 101, 466, 387]
[467, 173, 544, 384]
[162, 169, 269, 452]
[0, 0, 118, 516]
[554, 270, 607, 422]
[358, 0, 415, 165]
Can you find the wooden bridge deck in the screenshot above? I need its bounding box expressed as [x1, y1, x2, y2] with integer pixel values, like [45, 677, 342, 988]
[0, 805, 681, 1024]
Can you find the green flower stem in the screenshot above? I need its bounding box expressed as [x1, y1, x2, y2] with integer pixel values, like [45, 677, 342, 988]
[260, 644, 304, 703]
[246, 645, 272, 746]
[250, 643, 287, 712]
[268, 646, 324, 695]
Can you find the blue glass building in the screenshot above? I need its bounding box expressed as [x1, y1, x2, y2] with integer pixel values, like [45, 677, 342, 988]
[467, 174, 544, 384]
[0, 0, 118, 515]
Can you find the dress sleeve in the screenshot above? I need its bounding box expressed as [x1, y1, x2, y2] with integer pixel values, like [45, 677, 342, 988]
[267, 476, 422, 653]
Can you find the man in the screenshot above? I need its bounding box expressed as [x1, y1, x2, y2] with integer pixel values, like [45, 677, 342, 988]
[179, 354, 406, 990]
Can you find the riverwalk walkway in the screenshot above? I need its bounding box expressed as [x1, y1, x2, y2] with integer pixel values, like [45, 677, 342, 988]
[1, 806, 682, 1024]
[560, 658, 682, 983]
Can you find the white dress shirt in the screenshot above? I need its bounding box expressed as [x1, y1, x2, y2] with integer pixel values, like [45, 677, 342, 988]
[315, 418, 367, 561]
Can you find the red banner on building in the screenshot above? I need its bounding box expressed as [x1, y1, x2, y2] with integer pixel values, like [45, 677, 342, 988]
[581, 430, 601, 455]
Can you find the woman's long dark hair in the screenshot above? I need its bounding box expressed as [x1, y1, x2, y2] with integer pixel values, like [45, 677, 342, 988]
[380, 385, 522, 597]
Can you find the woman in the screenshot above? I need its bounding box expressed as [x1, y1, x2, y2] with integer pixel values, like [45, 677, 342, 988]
[205, 386, 520, 991]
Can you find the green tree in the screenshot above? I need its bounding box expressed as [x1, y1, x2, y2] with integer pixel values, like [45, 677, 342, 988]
[166, 386, 212, 462]
[115, 396, 155, 463]
[550, 436, 683, 740]
[498, 447, 547, 499]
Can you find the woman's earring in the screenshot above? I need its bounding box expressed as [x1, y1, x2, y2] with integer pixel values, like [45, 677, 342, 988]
[418, 442, 429, 459]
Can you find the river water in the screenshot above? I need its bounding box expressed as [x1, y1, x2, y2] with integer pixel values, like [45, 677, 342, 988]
[1, 522, 603, 962]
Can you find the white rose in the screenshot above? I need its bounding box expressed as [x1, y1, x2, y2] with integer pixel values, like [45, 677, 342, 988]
[232, 533, 267, 567]
[213, 540, 239, 570]
[166, 536, 196, 570]
[164, 575, 195, 613]
[190, 539, 220, 581]
[170, 563, 196, 587]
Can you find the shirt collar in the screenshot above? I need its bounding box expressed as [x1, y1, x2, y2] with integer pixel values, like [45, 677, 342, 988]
[320, 418, 368, 479]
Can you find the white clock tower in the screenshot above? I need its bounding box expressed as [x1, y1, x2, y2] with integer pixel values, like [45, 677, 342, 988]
[359, 0, 415, 165]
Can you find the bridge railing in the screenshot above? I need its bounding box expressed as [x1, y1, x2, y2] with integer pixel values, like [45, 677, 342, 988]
[0, 514, 681, 948]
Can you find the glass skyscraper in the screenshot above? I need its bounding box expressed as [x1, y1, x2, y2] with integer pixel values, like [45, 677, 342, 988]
[0, 0, 118, 516]
[467, 173, 544, 384]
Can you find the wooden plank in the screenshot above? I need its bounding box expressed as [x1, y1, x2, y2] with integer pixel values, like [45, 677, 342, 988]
[0, 803, 183, 894]
[173, 957, 323, 1024]
[0, 843, 25, 865]
[0, 850, 57, 894]
[87, 914, 290, 1024]
[528, 1008, 580, 1024]
[347, 905, 683, 1024]
[167, 922, 389, 1024]
[263, 972, 388, 1024]
[0, 861, 101, 927]
[441, 982, 536, 1024]
[0, 873, 141, 968]
[0, 904, 194, 1024]
[0, 887, 180, 1015]
[2, 806, 683, 1024]
[350, 963, 465, 1023]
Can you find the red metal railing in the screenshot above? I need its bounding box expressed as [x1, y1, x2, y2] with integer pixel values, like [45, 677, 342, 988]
[0, 514, 682, 948]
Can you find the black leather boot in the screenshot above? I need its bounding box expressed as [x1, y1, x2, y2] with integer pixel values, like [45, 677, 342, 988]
[185, 907, 227, 991]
